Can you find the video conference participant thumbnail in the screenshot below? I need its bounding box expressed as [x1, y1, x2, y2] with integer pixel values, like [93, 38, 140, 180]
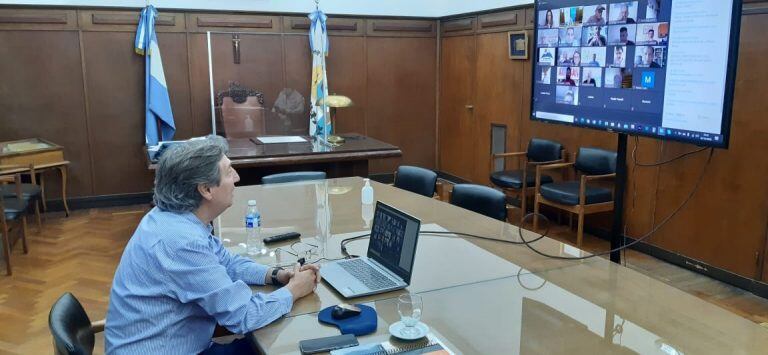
[609, 2, 638, 24]
[538, 28, 560, 47]
[582, 26, 607, 46]
[581, 67, 603, 87]
[581, 47, 607, 67]
[558, 6, 584, 27]
[636, 22, 669, 45]
[539, 47, 556, 66]
[556, 66, 580, 86]
[583, 4, 607, 26]
[538, 66, 552, 84]
[608, 46, 627, 68]
[635, 46, 665, 68]
[604, 68, 633, 89]
[557, 47, 581, 66]
[559, 26, 582, 47]
[638, 0, 665, 22]
[556, 86, 579, 105]
[538, 9, 560, 28]
[607, 25, 637, 46]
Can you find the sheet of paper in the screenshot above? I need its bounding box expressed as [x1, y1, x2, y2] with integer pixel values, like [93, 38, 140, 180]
[257, 136, 306, 144]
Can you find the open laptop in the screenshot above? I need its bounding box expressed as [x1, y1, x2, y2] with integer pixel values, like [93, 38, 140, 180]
[321, 202, 421, 298]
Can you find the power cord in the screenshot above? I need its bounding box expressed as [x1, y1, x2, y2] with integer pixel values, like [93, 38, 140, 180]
[340, 224, 552, 258]
[631, 135, 709, 167]
[515, 148, 714, 260]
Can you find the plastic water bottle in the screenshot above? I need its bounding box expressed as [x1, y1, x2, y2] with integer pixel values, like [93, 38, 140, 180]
[245, 200, 262, 255]
[361, 178, 374, 205]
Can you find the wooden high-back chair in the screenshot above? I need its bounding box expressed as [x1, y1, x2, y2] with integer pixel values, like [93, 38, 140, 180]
[533, 147, 617, 246]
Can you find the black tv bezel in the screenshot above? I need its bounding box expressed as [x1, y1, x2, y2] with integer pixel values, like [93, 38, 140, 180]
[529, 0, 743, 149]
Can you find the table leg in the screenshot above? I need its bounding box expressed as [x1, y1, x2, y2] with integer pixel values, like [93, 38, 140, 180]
[59, 165, 70, 217]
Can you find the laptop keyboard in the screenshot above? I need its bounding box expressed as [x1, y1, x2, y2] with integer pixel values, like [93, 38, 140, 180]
[339, 259, 398, 290]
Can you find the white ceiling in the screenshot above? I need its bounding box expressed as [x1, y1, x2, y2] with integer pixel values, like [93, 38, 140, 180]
[0, 0, 533, 17]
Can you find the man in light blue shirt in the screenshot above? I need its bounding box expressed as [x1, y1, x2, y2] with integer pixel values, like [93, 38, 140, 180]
[106, 136, 319, 354]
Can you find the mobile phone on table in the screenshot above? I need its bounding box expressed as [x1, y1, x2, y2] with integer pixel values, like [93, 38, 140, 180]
[298, 334, 358, 354]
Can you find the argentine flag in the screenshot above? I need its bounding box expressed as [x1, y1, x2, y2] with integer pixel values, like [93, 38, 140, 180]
[309, 9, 331, 138]
[135, 5, 175, 146]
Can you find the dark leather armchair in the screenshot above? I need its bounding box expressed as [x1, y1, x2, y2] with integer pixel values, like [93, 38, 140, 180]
[215, 82, 266, 138]
[49, 292, 104, 355]
[533, 147, 617, 246]
[450, 184, 507, 221]
[490, 138, 564, 220]
[262, 171, 326, 184]
[393, 166, 438, 198]
[1, 172, 29, 276]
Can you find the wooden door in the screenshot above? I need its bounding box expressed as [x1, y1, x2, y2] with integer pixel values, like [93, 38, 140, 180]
[438, 35, 476, 180]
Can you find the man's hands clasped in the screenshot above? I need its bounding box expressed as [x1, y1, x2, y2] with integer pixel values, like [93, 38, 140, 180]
[283, 263, 321, 300]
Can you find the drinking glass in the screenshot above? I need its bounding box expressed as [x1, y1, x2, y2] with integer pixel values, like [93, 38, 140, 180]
[397, 294, 423, 336]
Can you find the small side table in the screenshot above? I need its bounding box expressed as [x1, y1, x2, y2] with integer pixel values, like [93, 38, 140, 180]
[0, 138, 70, 216]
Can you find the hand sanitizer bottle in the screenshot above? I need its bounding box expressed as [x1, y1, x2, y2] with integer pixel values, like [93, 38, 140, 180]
[361, 178, 374, 205]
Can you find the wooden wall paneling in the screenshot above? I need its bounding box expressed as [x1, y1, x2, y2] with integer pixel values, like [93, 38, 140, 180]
[326, 36, 367, 136]
[473, 31, 522, 184]
[281, 34, 312, 135]
[0, 9, 76, 30]
[156, 33, 194, 140]
[187, 13, 280, 33]
[208, 33, 285, 133]
[366, 19, 437, 38]
[525, 7, 535, 29]
[438, 35, 476, 180]
[0, 30, 93, 197]
[476, 10, 524, 33]
[650, 12, 768, 279]
[366, 37, 437, 173]
[81, 32, 152, 194]
[440, 17, 476, 37]
[187, 33, 214, 137]
[283, 16, 365, 36]
[622, 138, 661, 238]
[78, 10, 186, 32]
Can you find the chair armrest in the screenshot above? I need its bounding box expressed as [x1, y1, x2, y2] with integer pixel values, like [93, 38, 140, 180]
[583, 173, 616, 182]
[526, 158, 566, 166]
[0, 175, 13, 183]
[91, 319, 105, 333]
[491, 151, 526, 158]
[536, 162, 575, 172]
[578, 174, 616, 205]
[490, 152, 526, 174]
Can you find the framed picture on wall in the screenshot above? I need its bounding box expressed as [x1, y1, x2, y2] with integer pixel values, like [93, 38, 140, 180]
[508, 31, 529, 59]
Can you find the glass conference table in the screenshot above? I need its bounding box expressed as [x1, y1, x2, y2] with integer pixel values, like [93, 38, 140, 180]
[215, 177, 768, 354]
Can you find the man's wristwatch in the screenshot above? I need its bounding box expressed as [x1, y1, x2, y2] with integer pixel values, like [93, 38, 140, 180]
[271, 267, 284, 286]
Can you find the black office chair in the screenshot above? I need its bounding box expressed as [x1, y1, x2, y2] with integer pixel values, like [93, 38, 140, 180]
[489, 138, 564, 219]
[449, 184, 507, 221]
[534, 147, 617, 246]
[393, 165, 438, 198]
[261, 171, 326, 184]
[49, 292, 105, 355]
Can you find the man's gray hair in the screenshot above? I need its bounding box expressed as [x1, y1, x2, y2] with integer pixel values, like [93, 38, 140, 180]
[153, 136, 229, 213]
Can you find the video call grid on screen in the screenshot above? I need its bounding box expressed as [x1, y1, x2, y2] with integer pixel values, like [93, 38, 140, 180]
[531, 0, 740, 147]
[368, 205, 419, 277]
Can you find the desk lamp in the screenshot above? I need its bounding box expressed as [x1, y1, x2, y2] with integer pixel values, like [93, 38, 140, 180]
[319, 95, 353, 145]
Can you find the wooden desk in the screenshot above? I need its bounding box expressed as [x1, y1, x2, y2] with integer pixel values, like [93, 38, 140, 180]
[0, 138, 70, 216]
[214, 178, 768, 354]
[148, 134, 401, 184]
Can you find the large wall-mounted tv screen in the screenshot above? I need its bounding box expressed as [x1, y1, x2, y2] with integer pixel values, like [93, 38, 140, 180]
[531, 0, 742, 148]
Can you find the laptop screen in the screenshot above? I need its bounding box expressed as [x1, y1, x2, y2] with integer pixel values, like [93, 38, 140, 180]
[367, 202, 421, 283]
